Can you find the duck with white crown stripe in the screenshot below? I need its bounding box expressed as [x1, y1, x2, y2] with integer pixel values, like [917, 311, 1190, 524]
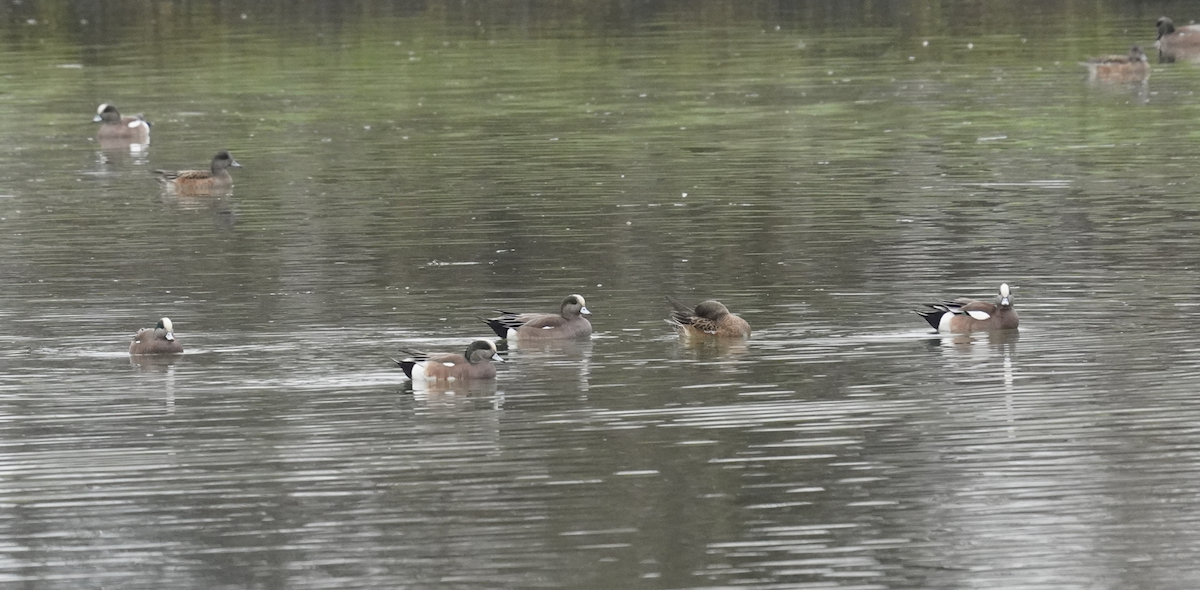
[481, 294, 592, 340]
[129, 317, 183, 354]
[917, 283, 1019, 333]
[392, 340, 504, 382]
[93, 103, 151, 144]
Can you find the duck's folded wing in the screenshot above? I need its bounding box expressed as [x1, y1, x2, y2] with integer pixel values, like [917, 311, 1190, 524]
[689, 317, 720, 334]
[957, 300, 996, 320]
[517, 313, 564, 329]
[172, 170, 213, 181]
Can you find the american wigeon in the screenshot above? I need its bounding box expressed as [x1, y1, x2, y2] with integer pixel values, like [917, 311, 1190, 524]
[1083, 46, 1150, 83]
[1156, 17, 1200, 62]
[917, 283, 1019, 333]
[93, 103, 150, 144]
[154, 150, 241, 192]
[482, 294, 592, 340]
[129, 317, 184, 354]
[665, 295, 751, 339]
[392, 340, 503, 381]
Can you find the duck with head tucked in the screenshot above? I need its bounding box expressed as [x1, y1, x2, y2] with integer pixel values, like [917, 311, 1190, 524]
[392, 340, 504, 382]
[1156, 16, 1200, 62]
[1083, 46, 1150, 83]
[129, 317, 184, 354]
[93, 103, 151, 145]
[917, 283, 1019, 333]
[482, 294, 592, 340]
[665, 295, 751, 339]
[155, 150, 241, 193]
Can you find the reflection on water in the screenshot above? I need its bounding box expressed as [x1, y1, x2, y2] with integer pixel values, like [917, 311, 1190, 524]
[129, 358, 179, 413]
[161, 193, 239, 232]
[2, 1, 1200, 588]
[673, 335, 751, 360]
[94, 143, 151, 166]
[409, 380, 504, 410]
[502, 338, 595, 394]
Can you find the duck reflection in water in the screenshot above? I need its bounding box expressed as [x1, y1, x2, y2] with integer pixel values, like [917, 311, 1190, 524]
[930, 329, 1020, 351]
[408, 380, 502, 407]
[161, 191, 238, 232]
[929, 330, 1019, 388]
[497, 338, 593, 391]
[674, 336, 750, 362]
[129, 353, 184, 371]
[127, 359, 179, 414]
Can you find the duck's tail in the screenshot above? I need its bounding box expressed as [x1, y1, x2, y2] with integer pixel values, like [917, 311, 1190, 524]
[390, 357, 416, 379]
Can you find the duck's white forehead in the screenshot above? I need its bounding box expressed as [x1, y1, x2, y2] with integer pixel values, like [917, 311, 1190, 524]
[96, 103, 110, 114]
[162, 317, 174, 331]
[999, 283, 1010, 296]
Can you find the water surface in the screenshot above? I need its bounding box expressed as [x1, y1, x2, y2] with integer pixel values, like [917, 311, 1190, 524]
[2, 1, 1200, 588]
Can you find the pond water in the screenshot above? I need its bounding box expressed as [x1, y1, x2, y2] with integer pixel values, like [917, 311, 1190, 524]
[2, 0, 1200, 588]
